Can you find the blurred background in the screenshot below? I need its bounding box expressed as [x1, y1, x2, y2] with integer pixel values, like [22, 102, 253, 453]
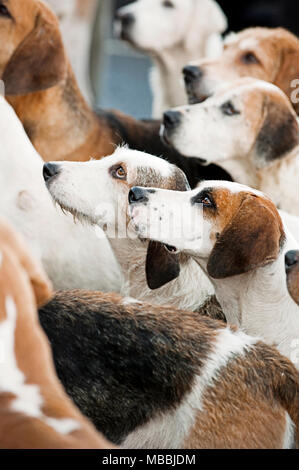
[49, 0, 299, 119]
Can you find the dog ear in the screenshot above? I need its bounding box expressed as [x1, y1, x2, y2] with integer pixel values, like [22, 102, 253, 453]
[184, 0, 227, 52]
[207, 195, 284, 279]
[253, 96, 299, 169]
[3, 9, 67, 95]
[146, 241, 180, 290]
[274, 31, 299, 114]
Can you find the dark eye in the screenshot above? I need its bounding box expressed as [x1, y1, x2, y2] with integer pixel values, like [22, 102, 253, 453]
[163, 1, 174, 8]
[0, 3, 11, 18]
[191, 191, 215, 208]
[241, 52, 260, 65]
[110, 164, 127, 180]
[221, 101, 240, 116]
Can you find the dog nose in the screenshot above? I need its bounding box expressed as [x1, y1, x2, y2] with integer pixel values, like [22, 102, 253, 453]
[163, 110, 182, 128]
[285, 250, 299, 270]
[117, 12, 135, 29]
[183, 65, 203, 84]
[129, 187, 148, 204]
[43, 163, 60, 183]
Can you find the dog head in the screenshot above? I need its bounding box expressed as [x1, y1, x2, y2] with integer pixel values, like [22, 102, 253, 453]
[162, 78, 299, 171]
[43, 147, 190, 289]
[285, 250, 299, 305]
[115, 0, 227, 53]
[183, 27, 299, 114]
[129, 180, 285, 287]
[0, 0, 67, 95]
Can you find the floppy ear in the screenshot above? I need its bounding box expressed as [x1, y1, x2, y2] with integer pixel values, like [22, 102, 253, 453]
[146, 241, 180, 290]
[3, 9, 67, 95]
[184, 0, 227, 52]
[254, 96, 299, 169]
[274, 35, 299, 115]
[207, 195, 284, 279]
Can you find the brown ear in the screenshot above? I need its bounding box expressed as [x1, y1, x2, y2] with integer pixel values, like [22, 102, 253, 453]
[3, 10, 67, 95]
[274, 40, 299, 115]
[254, 96, 299, 168]
[146, 241, 180, 290]
[207, 195, 284, 279]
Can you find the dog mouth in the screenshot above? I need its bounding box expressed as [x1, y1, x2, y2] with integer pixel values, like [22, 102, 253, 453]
[160, 125, 173, 147]
[187, 92, 209, 105]
[164, 244, 178, 254]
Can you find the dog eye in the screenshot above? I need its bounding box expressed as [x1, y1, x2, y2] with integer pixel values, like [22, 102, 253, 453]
[0, 4, 11, 18]
[163, 1, 174, 8]
[221, 101, 240, 116]
[110, 165, 127, 180]
[192, 193, 214, 207]
[201, 196, 213, 207]
[241, 52, 260, 65]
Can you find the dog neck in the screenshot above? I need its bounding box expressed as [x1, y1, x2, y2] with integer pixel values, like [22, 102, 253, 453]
[196, 238, 299, 365]
[7, 62, 116, 163]
[109, 236, 213, 311]
[151, 41, 207, 115]
[211, 155, 260, 188]
[258, 145, 299, 215]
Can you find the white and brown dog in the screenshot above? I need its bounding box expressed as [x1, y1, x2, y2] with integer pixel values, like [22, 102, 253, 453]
[43, 148, 215, 312]
[183, 27, 299, 114]
[0, 96, 121, 292]
[162, 78, 299, 216]
[128, 180, 299, 367]
[116, 0, 227, 117]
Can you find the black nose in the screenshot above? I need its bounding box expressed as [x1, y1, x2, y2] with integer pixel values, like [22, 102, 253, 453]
[116, 11, 135, 29]
[43, 163, 60, 183]
[183, 65, 203, 84]
[285, 250, 299, 271]
[129, 187, 148, 204]
[163, 110, 182, 128]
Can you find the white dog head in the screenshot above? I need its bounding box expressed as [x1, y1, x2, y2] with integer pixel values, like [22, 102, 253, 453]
[116, 0, 227, 53]
[161, 78, 299, 172]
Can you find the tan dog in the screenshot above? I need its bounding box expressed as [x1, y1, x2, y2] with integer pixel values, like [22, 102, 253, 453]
[162, 78, 299, 216]
[183, 27, 299, 114]
[0, 218, 113, 449]
[0, 0, 220, 187]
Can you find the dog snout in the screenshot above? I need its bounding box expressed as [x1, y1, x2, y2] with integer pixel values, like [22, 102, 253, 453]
[129, 187, 149, 204]
[285, 250, 299, 271]
[183, 65, 203, 85]
[116, 11, 135, 30]
[163, 110, 182, 129]
[43, 163, 60, 183]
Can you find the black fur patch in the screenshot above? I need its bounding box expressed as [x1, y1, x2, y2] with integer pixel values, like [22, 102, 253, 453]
[39, 292, 221, 444]
[146, 241, 180, 290]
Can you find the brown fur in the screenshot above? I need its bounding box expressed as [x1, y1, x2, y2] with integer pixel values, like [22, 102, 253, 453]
[191, 27, 299, 114]
[286, 251, 299, 305]
[0, 219, 113, 449]
[206, 190, 285, 279]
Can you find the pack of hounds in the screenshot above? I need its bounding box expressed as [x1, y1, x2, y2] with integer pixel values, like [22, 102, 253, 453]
[0, 0, 299, 449]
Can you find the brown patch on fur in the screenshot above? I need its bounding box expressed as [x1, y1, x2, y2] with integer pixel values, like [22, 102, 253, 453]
[0, 219, 112, 449]
[255, 94, 299, 167]
[206, 189, 285, 278]
[3, 3, 67, 95]
[185, 340, 299, 448]
[286, 251, 299, 305]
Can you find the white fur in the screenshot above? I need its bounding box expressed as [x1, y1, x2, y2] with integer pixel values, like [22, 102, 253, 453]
[46, 0, 95, 103]
[0, 97, 121, 292]
[45, 148, 214, 311]
[116, 0, 227, 117]
[129, 181, 299, 366]
[166, 78, 299, 216]
[122, 327, 256, 449]
[283, 413, 295, 449]
[0, 296, 80, 435]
